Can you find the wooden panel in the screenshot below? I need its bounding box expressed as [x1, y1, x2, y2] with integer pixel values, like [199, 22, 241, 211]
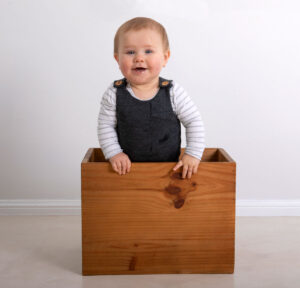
[81, 148, 236, 275]
[82, 148, 233, 163]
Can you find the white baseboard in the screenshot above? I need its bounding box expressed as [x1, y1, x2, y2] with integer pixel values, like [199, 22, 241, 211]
[0, 199, 300, 216]
[0, 199, 80, 215]
[237, 200, 300, 216]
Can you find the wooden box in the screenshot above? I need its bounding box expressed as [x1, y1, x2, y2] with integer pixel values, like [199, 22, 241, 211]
[81, 148, 236, 275]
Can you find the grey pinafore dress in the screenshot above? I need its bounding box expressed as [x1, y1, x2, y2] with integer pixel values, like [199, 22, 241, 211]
[114, 77, 181, 162]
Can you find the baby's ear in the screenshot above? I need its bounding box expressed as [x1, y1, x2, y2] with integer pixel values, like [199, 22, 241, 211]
[165, 49, 170, 59]
[163, 50, 171, 66]
[114, 54, 119, 63]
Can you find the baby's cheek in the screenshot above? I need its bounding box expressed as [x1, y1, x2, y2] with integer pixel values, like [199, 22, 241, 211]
[120, 61, 129, 70]
[151, 62, 164, 73]
[119, 63, 131, 76]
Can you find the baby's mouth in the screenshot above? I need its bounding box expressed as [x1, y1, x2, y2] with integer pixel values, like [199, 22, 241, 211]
[133, 67, 147, 71]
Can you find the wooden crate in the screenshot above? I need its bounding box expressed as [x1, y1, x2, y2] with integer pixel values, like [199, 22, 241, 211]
[81, 148, 236, 275]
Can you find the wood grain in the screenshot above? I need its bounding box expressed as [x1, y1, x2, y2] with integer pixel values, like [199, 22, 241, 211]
[81, 148, 236, 275]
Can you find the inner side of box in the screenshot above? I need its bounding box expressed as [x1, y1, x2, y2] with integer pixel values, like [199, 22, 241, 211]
[87, 148, 232, 163]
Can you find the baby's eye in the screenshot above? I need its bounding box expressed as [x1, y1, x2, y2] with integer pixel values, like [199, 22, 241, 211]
[126, 50, 135, 55]
[145, 49, 153, 54]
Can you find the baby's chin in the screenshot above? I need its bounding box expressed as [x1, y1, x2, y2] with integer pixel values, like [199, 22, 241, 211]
[126, 75, 161, 86]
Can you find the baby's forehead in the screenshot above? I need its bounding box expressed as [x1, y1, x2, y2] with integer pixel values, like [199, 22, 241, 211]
[120, 28, 162, 44]
[123, 27, 161, 38]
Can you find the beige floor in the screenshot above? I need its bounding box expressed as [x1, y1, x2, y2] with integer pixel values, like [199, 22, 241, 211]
[0, 216, 299, 288]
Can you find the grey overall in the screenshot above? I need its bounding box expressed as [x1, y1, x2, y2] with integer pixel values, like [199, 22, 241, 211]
[114, 77, 181, 162]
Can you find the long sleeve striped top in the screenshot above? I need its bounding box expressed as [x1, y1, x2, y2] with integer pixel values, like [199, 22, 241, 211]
[97, 80, 205, 161]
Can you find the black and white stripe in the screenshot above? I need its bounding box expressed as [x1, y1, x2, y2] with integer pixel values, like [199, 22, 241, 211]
[97, 81, 205, 160]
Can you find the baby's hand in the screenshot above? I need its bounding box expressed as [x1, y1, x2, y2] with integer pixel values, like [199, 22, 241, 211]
[173, 154, 200, 179]
[109, 152, 131, 175]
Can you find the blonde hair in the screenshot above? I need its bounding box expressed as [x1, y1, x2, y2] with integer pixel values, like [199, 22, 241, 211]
[114, 17, 170, 54]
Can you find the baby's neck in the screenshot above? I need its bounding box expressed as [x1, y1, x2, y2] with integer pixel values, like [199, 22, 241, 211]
[128, 78, 160, 100]
[128, 78, 159, 92]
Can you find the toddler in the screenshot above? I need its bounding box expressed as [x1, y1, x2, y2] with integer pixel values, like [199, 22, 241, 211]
[98, 17, 205, 179]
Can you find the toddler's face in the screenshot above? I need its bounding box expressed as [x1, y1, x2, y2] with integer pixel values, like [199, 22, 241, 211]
[114, 28, 170, 87]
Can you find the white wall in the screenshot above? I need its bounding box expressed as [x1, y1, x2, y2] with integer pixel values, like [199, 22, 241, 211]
[1, 1, 300, 205]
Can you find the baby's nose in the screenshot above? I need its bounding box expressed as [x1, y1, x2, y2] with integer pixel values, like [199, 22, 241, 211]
[134, 53, 144, 62]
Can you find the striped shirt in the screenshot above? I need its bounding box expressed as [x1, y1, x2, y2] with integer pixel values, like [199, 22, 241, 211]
[97, 80, 205, 161]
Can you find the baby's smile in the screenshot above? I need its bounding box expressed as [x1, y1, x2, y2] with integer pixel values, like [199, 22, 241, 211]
[132, 67, 147, 73]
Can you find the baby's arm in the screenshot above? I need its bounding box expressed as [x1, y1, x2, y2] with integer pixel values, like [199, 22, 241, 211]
[171, 82, 205, 178]
[97, 84, 131, 175]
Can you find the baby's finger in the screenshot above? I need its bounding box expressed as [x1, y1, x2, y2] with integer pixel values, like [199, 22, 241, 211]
[182, 165, 188, 178]
[193, 165, 198, 174]
[126, 160, 131, 173]
[121, 160, 127, 175]
[187, 168, 193, 179]
[112, 162, 119, 174]
[116, 161, 122, 175]
[173, 160, 183, 171]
